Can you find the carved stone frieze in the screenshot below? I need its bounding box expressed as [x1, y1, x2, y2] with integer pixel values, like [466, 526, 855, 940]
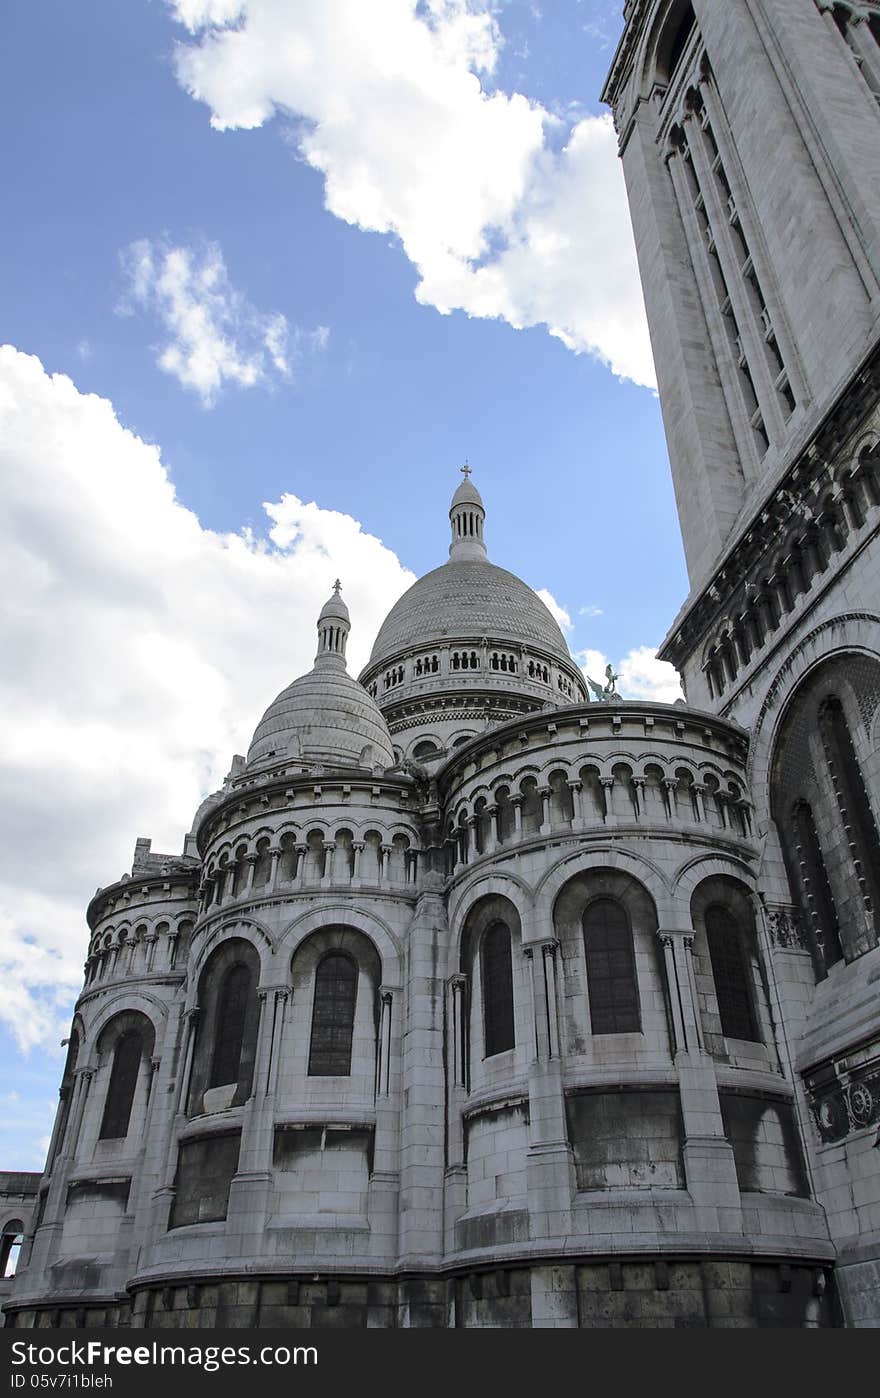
[804, 1041, 880, 1144]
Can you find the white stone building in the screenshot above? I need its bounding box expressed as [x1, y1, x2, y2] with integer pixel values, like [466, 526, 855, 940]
[3, 0, 879, 1329]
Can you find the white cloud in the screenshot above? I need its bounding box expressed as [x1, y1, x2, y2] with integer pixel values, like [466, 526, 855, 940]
[578, 603, 603, 618]
[577, 645, 685, 704]
[119, 237, 327, 406]
[168, 0, 655, 387]
[617, 645, 685, 704]
[0, 344, 414, 1052]
[536, 587, 572, 632]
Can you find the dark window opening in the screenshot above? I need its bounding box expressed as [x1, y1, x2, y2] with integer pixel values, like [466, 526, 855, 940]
[583, 898, 640, 1034]
[308, 952, 358, 1076]
[209, 962, 252, 1089]
[99, 1030, 143, 1139]
[482, 922, 515, 1056]
[706, 905, 759, 1041]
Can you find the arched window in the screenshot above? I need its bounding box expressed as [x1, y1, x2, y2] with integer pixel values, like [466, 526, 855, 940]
[308, 952, 358, 1076]
[188, 939, 261, 1115]
[582, 898, 640, 1034]
[705, 905, 759, 1042]
[210, 963, 252, 1089]
[99, 1029, 144, 1139]
[818, 696, 880, 927]
[1, 1221, 24, 1278]
[481, 922, 515, 1056]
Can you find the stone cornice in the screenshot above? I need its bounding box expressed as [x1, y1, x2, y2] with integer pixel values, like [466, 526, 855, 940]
[86, 869, 199, 931]
[601, 1, 653, 111]
[437, 699, 749, 800]
[660, 337, 880, 673]
[195, 768, 416, 854]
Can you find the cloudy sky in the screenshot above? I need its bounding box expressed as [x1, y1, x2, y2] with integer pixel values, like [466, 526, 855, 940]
[0, 0, 687, 1169]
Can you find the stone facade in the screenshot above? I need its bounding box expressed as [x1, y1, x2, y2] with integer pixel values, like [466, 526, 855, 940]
[1, 480, 842, 1330]
[4, 0, 879, 1331]
[602, 0, 880, 1326]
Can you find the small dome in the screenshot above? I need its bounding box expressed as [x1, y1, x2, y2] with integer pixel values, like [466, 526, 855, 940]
[450, 477, 484, 510]
[247, 667, 395, 769]
[318, 581, 350, 624]
[247, 584, 395, 771]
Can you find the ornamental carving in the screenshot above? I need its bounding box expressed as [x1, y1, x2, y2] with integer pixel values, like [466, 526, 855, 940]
[804, 1044, 880, 1144]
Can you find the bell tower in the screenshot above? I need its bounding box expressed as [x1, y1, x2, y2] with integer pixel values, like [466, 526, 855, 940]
[603, 0, 880, 604]
[603, 1, 880, 1328]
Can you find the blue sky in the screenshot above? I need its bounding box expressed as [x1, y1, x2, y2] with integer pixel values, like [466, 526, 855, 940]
[0, 0, 687, 1168]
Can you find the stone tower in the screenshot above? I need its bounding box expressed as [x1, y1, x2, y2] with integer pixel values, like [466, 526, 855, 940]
[603, 0, 880, 1324]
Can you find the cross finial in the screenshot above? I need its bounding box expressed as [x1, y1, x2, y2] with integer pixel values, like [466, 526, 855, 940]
[460, 460, 472, 479]
[332, 578, 341, 594]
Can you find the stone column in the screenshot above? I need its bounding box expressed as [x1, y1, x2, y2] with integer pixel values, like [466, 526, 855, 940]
[568, 778, 585, 829]
[466, 817, 478, 862]
[484, 804, 498, 855]
[538, 786, 551, 835]
[321, 840, 335, 885]
[62, 1067, 93, 1163]
[375, 989, 394, 1098]
[511, 794, 523, 837]
[352, 840, 365, 883]
[444, 975, 468, 1253]
[244, 854, 259, 894]
[173, 1007, 199, 1119]
[398, 889, 447, 1267]
[691, 782, 707, 823]
[657, 928, 740, 1229]
[524, 939, 574, 1249]
[268, 845, 282, 892]
[599, 775, 615, 821]
[370, 984, 402, 1262]
[380, 843, 392, 882]
[631, 776, 646, 820]
[227, 989, 277, 1239]
[663, 777, 679, 821]
[143, 931, 158, 972]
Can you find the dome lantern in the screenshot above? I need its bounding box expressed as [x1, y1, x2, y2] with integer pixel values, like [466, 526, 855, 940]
[449, 462, 487, 561]
[315, 579, 350, 668]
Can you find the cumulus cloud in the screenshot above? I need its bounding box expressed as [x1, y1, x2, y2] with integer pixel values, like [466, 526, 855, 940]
[578, 645, 685, 704]
[536, 587, 572, 632]
[120, 237, 328, 405]
[168, 0, 655, 387]
[0, 344, 413, 1051]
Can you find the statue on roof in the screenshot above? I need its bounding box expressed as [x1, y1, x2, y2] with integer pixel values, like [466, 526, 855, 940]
[586, 664, 621, 702]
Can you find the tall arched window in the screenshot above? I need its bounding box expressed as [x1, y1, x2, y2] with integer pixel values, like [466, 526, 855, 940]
[1, 1221, 24, 1278]
[308, 952, 358, 1076]
[705, 905, 759, 1042]
[188, 938, 261, 1115]
[790, 799, 842, 970]
[481, 922, 515, 1056]
[210, 963, 252, 1089]
[818, 696, 880, 928]
[99, 1029, 144, 1139]
[582, 898, 640, 1034]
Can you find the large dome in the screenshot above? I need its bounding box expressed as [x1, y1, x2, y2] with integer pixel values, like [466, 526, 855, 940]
[368, 559, 571, 668]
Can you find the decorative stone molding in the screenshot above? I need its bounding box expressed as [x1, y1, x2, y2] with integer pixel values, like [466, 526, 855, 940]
[804, 1039, 880, 1143]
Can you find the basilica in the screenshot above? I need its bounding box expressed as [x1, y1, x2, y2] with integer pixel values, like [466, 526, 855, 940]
[2, 0, 879, 1328]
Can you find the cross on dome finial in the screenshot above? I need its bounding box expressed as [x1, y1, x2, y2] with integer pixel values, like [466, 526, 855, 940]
[460, 461, 472, 480]
[333, 578, 342, 594]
